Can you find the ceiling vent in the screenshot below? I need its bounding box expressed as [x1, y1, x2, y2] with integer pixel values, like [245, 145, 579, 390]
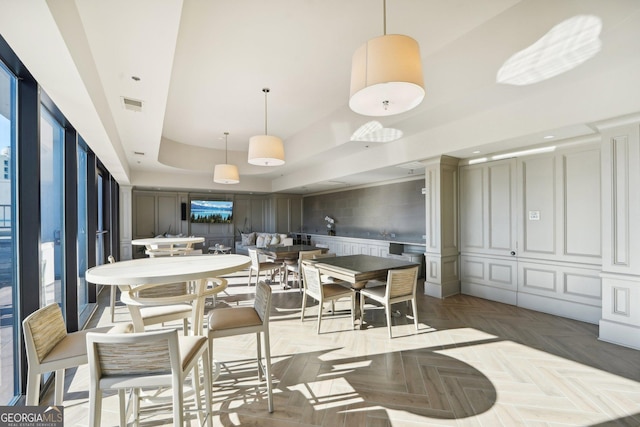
[121, 96, 143, 112]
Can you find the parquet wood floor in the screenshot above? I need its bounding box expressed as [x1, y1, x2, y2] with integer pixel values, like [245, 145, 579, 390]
[44, 272, 640, 426]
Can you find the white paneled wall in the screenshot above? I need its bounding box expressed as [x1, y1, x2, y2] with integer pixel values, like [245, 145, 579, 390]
[460, 142, 603, 324]
[599, 120, 640, 349]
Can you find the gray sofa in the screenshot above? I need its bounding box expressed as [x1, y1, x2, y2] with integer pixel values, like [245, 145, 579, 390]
[235, 232, 292, 255]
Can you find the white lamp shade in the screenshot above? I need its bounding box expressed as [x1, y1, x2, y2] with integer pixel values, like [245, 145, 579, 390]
[247, 135, 285, 166]
[213, 163, 240, 184]
[349, 34, 425, 116]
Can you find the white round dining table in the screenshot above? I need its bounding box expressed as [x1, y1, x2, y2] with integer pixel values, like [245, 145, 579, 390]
[86, 254, 250, 286]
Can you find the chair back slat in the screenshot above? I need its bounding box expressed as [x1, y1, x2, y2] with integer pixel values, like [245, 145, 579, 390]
[387, 266, 419, 299]
[25, 304, 67, 362]
[301, 264, 322, 297]
[248, 249, 260, 266]
[254, 281, 272, 323]
[95, 340, 171, 376]
[137, 282, 188, 298]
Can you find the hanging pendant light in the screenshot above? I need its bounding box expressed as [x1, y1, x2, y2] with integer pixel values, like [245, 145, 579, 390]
[214, 132, 240, 184]
[349, 0, 425, 116]
[248, 88, 285, 166]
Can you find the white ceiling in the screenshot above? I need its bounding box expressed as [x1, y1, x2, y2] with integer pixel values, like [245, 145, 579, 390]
[1, 0, 639, 194]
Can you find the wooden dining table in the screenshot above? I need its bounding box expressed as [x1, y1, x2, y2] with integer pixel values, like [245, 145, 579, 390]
[310, 254, 419, 329]
[258, 244, 328, 263]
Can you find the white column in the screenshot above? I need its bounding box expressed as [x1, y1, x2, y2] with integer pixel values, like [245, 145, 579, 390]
[423, 156, 460, 298]
[119, 185, 133, 260]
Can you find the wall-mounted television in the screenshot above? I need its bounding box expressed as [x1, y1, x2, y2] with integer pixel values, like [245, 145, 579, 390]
[190, 200, 233, 224]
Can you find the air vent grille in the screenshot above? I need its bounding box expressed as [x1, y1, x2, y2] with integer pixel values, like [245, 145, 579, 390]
[121, 96, 143, 112]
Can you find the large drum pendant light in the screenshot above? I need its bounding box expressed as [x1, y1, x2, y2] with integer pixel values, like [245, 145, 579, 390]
[248, 88, 285, 166]
[214, 132, 240, 184]
[349, 0, 425, 117]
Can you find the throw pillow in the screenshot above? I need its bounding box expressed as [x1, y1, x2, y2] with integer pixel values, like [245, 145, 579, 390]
[241, 232, 256, 246]
[270, 234, 280, 245]
[256, 235, 266, 247]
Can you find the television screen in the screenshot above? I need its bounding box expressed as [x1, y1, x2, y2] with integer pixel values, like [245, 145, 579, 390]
[190, 200, 233, 223]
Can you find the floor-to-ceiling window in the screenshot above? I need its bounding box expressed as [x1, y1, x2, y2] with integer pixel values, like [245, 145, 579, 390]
[77, 142, 88, 320]
[0, 60, 18, 404]
[1, 33, 121, 404]
[39, 107, 64, 310]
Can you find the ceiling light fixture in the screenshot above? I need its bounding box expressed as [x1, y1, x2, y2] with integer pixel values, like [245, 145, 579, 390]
[213, 132, 240, 184]
[248, 88, 285, 166]
[349, 0, 425, 116]
[492, 146, 556, 160]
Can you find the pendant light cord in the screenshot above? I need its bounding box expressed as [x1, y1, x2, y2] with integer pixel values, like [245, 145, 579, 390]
[224, 132, 229, 163]
[383, 0, 386, 35]
[262, 88, 269, 135]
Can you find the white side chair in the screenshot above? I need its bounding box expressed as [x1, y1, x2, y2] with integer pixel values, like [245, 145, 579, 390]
[359, 266, 420, 338]
[22, 303, 132, 405]
[248, 248, 281, 287]
[86, 329, 213, 427]
[300, 263, 355, 334]
[207, 281, 274, 413]
[285, 249, 322, 291]
[122, 278, 228, 335]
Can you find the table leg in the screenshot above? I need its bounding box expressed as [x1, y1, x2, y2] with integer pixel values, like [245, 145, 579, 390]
[353, 282, 367, 330]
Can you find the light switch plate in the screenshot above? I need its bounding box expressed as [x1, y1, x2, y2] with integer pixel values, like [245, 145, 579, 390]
[529, 210, 540, 221]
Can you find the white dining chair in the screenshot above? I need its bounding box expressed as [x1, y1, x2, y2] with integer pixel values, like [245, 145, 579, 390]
[359, 266, 420, 338]
[207, 281, 274, 412]
[301, 263, 355, 334]
[86, 328, 213, 426]
[22, 303, 132, 406]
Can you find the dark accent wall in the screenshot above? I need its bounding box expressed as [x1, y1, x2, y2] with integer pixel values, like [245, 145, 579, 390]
[302, 179, 425, 242]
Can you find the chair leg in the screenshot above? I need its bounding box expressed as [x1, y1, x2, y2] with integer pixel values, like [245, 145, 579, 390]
[263, 330, 274, 413]
[25, 371, 41, 406]
[173, 381, 184, 427]
[89, 386, 102, 427]
[351, 294, 356, 327]
[300, 292, 307, 321]
[192, 364, 203, 419]
[54, 368, 65, 405]
[202, 348, 214, 427]
[118, 389, 127, 427]
[133, 388, 141, 427]
[316, 300, 323, 334]
[385, 304, 393, 339]
[411, 298, 419, 331]
[256, 332, 263, 381]
[110, 286, 117, 323]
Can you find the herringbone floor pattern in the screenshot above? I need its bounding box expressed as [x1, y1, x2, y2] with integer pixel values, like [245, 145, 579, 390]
[45, 271, 640, 426]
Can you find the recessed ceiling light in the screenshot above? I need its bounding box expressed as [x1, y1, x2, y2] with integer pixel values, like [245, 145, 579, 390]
[472, 150, 481, 154]
[543, 135, 555, 139]
[469, 157, 488, 165]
